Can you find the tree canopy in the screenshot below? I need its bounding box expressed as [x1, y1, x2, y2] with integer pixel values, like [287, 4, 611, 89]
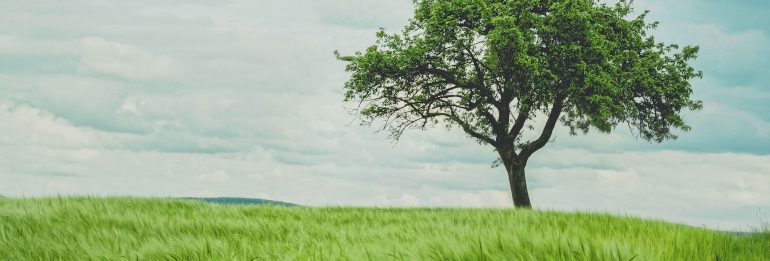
[337, 0, 702, 207]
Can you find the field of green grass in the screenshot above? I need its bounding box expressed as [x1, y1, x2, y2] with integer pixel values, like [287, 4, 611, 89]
[0, 197, 767, 260]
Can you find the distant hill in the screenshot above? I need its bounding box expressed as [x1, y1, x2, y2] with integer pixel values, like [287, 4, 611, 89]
[181, 197, 298, 207]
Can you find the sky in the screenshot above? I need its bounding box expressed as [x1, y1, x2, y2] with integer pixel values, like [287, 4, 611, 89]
[0, 0, 768, 231]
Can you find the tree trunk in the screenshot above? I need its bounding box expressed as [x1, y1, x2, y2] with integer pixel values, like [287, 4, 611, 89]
[505, 160, 532, 208]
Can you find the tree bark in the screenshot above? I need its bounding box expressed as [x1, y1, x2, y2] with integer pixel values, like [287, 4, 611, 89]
[501, 153, 532, 208]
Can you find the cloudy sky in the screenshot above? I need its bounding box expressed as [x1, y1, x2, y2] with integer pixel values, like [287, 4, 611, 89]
[1, 0, 768, 231]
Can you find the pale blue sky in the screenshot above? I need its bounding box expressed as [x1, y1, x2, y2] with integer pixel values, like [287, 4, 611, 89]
[0, 0, 768, 231]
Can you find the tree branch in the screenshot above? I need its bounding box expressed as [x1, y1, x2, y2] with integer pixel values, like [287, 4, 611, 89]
[448, 116, 496, 145]
[509, 102, 532, 138]
[519, 96, 565, 158]
[462, 46, 504, 138]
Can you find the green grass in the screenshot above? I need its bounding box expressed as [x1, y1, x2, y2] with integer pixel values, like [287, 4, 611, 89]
[0, 197, 767, 260]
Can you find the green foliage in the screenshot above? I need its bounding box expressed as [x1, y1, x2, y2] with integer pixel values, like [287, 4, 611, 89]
[337, 0, 702, 152]
[1, 197, 767, 260]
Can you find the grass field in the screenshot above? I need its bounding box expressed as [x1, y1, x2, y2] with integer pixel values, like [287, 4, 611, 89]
[0, 197, 767, 260]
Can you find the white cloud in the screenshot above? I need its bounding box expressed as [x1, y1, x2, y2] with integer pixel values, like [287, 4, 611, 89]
[529, 149, 770, 230]
[79, 36, 180, 80]
[596, 169, 639, 187]
[311, 0, 413, 29]
[701, 103, 770, 137]
[399, 194, 420, 206]
[198, 170, 230, 183]
[117, 96, 144, 115]
[248, 173, 264, 180]
[0, 100, 98, 148]
[0, 35, 80, 55]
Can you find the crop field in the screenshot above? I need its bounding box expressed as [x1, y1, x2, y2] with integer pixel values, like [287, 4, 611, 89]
[0, 197, 767, 260]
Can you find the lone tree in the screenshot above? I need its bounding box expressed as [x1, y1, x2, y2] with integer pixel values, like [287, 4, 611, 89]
[336, 0, 702, 208]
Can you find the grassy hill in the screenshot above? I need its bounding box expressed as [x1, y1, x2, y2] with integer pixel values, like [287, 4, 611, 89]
[0, 197, 767, 260]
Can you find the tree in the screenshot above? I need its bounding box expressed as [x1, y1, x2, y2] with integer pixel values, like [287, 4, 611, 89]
[336, 0, 702, 208]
